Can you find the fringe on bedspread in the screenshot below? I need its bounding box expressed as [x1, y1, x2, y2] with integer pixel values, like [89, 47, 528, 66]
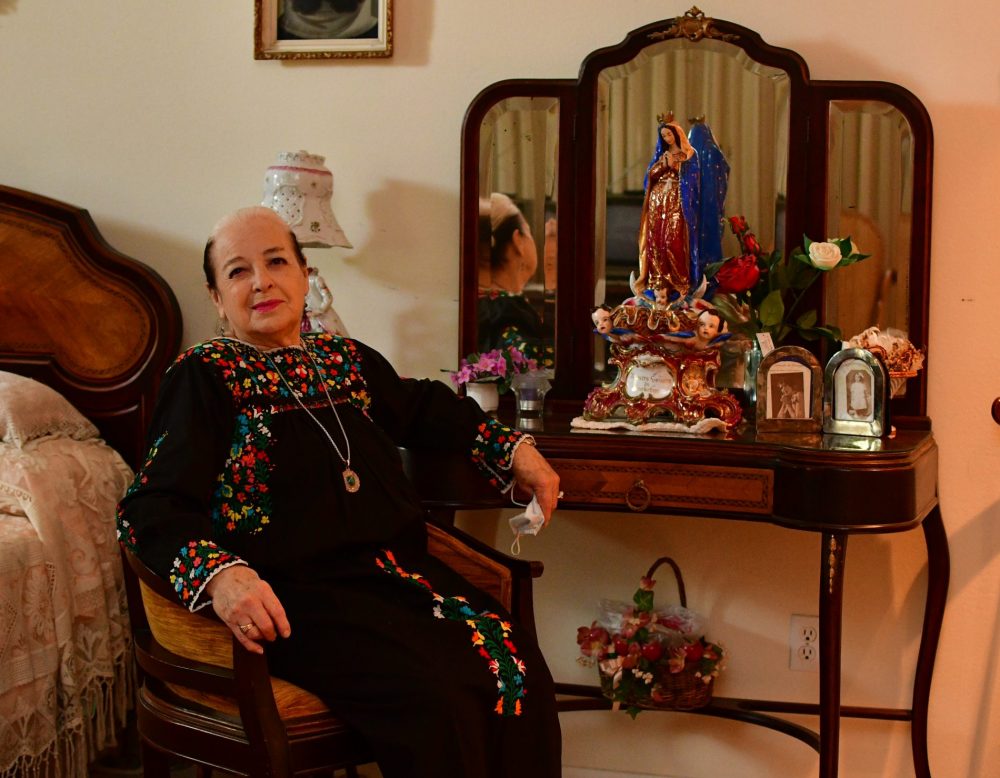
[0, 650, 134, 778]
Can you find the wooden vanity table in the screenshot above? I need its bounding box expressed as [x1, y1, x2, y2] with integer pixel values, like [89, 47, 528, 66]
[407, 409, 945, 778]
[447, 8, 943, 777]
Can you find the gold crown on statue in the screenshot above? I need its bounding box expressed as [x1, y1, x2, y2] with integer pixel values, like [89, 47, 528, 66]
[656, 111, 675, 125]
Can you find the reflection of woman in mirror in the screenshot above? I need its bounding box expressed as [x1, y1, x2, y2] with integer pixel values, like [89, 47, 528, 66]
[477, 193, 553, 367]
[633, 119, 698, 299]
[847, 370, 871, 418]
[278, 0, 379, 40]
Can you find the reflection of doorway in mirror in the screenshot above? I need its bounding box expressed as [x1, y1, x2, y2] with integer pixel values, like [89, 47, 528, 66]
[834, 359, 874, 421]
[825, 100, 914, 340]
[765, 361, 810, 420]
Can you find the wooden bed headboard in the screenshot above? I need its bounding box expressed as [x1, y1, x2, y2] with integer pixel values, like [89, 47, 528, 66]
[0, 185, 182, 468]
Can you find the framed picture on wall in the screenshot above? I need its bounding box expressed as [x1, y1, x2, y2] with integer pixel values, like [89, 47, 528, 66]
[822, 347, 888, 437]
[255, 0, 393, 60]
[755, 346, 822, 433]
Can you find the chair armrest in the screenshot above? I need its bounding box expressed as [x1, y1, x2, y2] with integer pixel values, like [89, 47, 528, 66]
[122, 547, 293, 768]
[425, 520, 543, 640]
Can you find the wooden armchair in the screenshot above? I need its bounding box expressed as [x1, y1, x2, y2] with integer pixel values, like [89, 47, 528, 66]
[122, 520, 542, 777]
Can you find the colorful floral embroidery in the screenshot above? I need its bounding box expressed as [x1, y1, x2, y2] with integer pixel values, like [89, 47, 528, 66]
[116, 432, 167, 552]
[177, 335, 371, 536]
[470, 420, 529, 492]
[170, 539, 243, 610]
[375, 549, 527, 716]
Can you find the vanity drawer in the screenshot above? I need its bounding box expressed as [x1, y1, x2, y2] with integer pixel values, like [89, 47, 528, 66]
[554, 459, 773, 515]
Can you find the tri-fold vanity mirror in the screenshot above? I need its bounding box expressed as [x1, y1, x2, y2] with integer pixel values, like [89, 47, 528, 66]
[459, 7, 931, 423]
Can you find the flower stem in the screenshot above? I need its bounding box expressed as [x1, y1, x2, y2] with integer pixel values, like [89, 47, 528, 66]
[784, 269, 822, 328]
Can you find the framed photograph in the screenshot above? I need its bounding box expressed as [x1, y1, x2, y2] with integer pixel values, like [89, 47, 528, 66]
[822, 348, 888, 437]
[755, 346, 822, 433]
[255, 0, 393, 60]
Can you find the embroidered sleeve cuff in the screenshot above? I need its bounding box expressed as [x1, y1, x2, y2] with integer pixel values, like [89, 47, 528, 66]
[469, 419, 535, 493]
[170, 539, 247, 612]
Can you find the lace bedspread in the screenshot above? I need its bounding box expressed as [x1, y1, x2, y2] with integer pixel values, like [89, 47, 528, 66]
[0, 437, 134, 778]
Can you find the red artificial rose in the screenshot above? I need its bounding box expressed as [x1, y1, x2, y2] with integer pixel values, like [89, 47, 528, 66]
[714, 254, 761, 294]
[728, 215, 748, 234]
[741, 233, 762, 256]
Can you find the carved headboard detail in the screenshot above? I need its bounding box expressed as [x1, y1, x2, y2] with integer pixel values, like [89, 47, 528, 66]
[0, 185, 182, 467]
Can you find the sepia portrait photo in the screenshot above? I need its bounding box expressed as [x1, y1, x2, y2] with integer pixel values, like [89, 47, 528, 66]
[765, 360, 810, 420]
[834, 359, 874, 422]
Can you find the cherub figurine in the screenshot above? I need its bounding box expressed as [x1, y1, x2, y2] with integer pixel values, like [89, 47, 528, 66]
[591, 304, 633, 343]
[302, 267, 349, 336]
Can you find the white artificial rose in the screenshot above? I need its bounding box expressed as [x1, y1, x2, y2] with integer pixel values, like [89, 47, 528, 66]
[808, 241, 843, 269]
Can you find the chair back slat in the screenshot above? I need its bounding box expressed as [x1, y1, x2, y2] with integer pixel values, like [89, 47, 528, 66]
[139, 580, 234, 668]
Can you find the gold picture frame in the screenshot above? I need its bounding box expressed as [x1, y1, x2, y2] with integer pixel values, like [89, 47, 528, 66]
[255, 0, 393, 60]
[755, 346, 823, 433]
[822, 348, 888, 437]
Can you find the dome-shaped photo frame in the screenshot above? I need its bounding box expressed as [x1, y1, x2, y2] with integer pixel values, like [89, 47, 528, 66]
[822, 347, 888, 437]
[755, 346, 822, 433]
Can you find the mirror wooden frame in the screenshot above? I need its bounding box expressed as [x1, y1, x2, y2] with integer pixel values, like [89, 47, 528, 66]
[459, 8, 933, 425]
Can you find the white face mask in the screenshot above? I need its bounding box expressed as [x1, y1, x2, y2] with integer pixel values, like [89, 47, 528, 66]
[509, 495, 545, 556]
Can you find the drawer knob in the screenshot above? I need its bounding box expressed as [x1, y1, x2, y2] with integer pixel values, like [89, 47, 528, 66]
[625, 479, 652, 512]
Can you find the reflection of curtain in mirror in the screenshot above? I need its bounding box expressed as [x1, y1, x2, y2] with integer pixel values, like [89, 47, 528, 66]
[600, 43, 790, 256]
[480, 98, 559, 266]
[825, 102, 913, 339]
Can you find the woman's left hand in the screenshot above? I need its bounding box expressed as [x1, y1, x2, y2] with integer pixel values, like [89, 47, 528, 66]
[511, 442, 561, 525]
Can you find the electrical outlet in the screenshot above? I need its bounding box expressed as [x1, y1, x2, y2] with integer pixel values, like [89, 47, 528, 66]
[789, 614, 819, 672]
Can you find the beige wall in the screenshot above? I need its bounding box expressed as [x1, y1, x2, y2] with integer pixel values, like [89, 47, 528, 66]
[3, 1, 998, 776]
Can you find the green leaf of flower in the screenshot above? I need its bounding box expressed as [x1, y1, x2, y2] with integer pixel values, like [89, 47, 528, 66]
[813, 325, 842, 341]
[704, 260, 726, 277]
[796, 309, 817, 329]
[633, 589, 654, 612]
[758, 290, 785, 327]
[833, 236, 853, 256]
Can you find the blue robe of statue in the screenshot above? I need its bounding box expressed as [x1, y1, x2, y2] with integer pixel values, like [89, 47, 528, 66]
[687, 122, 730, 281]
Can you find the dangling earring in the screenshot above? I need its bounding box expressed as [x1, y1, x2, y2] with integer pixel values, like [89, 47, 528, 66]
[216, 317, 228, 337]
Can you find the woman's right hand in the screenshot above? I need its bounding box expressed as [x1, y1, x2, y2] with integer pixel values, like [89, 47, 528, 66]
[204, 565, 291, 654]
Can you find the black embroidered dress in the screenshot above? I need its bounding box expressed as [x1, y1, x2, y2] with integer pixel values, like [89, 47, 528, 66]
[117, 334, 561, 778]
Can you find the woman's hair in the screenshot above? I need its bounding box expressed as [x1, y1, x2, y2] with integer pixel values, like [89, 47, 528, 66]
[490, 213, 524, 271]
[479, 193, 526, 272]
[202, 212, 308, 288]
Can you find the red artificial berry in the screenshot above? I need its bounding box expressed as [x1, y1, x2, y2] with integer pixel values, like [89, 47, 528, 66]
[641, 642, 663, 662]
[614, 638, 630, 656]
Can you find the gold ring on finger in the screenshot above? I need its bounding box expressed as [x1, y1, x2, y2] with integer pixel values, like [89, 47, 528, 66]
[239, 623, 254, 634]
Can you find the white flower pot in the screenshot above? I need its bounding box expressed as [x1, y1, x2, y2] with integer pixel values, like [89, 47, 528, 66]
[465, 381, 499, 413]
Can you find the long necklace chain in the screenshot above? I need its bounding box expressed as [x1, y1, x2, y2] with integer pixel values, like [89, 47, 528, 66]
[226, 338, 361, 493]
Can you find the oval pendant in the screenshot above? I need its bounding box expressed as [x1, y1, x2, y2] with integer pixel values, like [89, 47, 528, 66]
[342, 466, 361, 493]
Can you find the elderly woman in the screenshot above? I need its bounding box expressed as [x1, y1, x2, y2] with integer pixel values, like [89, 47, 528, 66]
[477, 193, 554, 368]
[117, 207, 562, 777]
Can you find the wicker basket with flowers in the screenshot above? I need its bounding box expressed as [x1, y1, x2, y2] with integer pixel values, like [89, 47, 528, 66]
[575, 557, 726, 718]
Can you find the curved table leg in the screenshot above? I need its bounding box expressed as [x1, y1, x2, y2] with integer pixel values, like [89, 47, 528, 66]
[912, 505, 949, 778]
[819, 532, 847, 778]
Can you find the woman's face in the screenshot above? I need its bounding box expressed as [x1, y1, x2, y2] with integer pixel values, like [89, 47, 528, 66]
[208, 211, 309, 349]
[660, 126, 677, 147]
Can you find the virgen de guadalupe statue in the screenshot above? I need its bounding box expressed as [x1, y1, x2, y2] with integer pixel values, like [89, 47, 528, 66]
[578, 114, 743, 431]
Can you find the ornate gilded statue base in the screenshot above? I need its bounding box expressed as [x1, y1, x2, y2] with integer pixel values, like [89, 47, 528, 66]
[579, 303, 743, 433]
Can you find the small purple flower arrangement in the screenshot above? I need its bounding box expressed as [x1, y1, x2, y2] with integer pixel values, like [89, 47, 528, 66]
[448, 347, 538, 394]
